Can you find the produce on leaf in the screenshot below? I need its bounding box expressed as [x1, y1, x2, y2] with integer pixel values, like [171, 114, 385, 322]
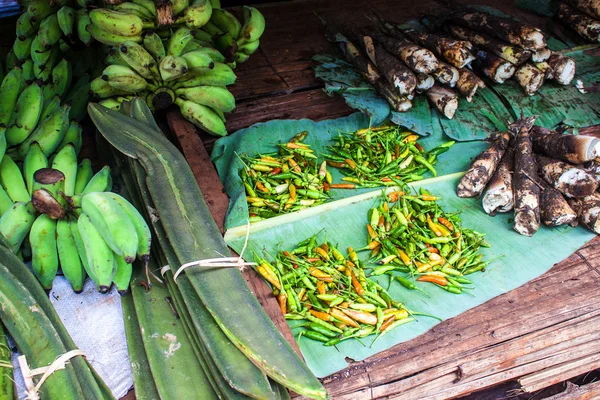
[536, 155, 598, 198]
[568, 193, 600, 233]
[531, 126, 599, 164]
[539, 179, 578, 227]
[425, 84, 459, 119]
[557, 2, 600, 43]
[482, 139, 515, 215]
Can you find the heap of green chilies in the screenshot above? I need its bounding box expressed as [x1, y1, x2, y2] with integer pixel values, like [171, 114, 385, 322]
[241, 132, 332, 221]
[325, 126, 455, 189]
[254, 238, 417, 346]
[362, 188, 490, 295]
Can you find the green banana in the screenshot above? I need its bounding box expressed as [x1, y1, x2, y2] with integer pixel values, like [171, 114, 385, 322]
[57, 219, 86, 293]
[113, 3, 155, 21]
[30, 214, 59, 289]
[175, 98, 227, 136]
[102, 65, 148, 92]
[171, 0, 190, 15]
[181, 50, 215, 72]
[58, 121, 83, 155]
[0, 67, 23, 129]
[238, 39, 260, 55]
[201, 20, 224, 37]
[90, 77, 132, 99]
[81, 192, 138, 262]
[30, 35, 52, 66]
[119, 41, 160, 81]
[0, 155, 29, 202]
[13, 36, 34, 61]
[76, 0, 93, 8]
[82, 165, 112, 194]
[17, 103, 70, 158]
[167, 27, 195, 57]
[186, 45, 225, 63]
[24, 142, 49, 194]
[98, 98, 123, 111]
[21, 59, 34, 85]
[105, 48, 130, 67]
[234, 52, 250, 63]
[51, 144, 77, 196]
[87, 24, 143, 47]
[238, 6, 265, 45]
[57, 6, 75, 38]
[5, 83, 43, 147]
[209, 0, 221, 8]
[142, 32, 166, 63]
[5, 51, 17, 70]
[211, 8, 242, 39]
[0, 185, 12, 217]
[16, 11, 37, 39]
[176, 86, 235, 112]
[104, 192, 151, 262]
[74, 159, 93, 195]
[192, 29, 215, 44]
[40, 95, 61, 122]
[51, 58, 72, 98]
[176, 0, 213, 29]
[70, 218, 95, 283]
[63, 74, 90, 122]
[89, 9, 146, 37]
[174, 61, 236, 87]
[38, 14, 62, 48]
[132, 0, 158, 16]
[58, 38, 71, 54]
[0, 134, 4, 163]
[0, 201, 36, 252]
[77, 213, 116, 292]
[28, 0, 58, 23]
[112, 254, 132, 294]
[76, 9, 92, 46]
[160, 55, 189, 81]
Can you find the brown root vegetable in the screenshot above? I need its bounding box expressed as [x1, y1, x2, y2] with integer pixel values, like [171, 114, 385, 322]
[515, 63, 546, 96]
[372, 34, 440, 74]
[536, 155, 599, 197]
[431, 61, 460, 87]
[547, 52, 576, 85]
[475, 50, 516, 83]
[531, 126, 600, 163]
[416, 73, 435, 92]
[401, 28, 475, 68]
[512, 116, 540, 236]
[425, 84, 458, 119]
[457, 131, 511, 198]
[534, 61, 555, 79]
[449, 11, 546, 50]
[568, 193, 600, 233]
[564, 0, 600, 19]
[482, 139, 515, 215]
[447, 25, 532, 66]
[539, 180, 578, 226]
[363, 37, 417, 96]
[456, 68, 485, 102]
[531, 47, 552, 62]
[583, 160, 600, 180]
[557, 2, 600, 43]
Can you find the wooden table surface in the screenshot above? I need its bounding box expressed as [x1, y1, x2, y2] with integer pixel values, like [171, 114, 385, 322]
[170, 0, 600, 399]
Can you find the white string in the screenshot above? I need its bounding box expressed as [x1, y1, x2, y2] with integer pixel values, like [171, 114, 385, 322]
[171, 221, 256, 283]
[18, 349, 86, 400]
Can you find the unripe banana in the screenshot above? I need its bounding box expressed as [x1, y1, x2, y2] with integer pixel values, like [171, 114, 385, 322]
[30, 36, 52, 66]
[6, 51, 17, 71]
[113, 3, 155, 21]
[51, 58, 72, 98]
[112, 254, 132, 295]
[57, 6, 75, 38]
[40, 95, 61, 122]
[0, 185, 12, 217]
[81, 192, 138, 262]
[132, 0, 158, 16]
[58, 121, 83, 155]
[119, 41, 160, 81]
[5, 83, 44, 147]
[21, 59, 34, 86]
[76, 9, 93, 46]
[30, 214, 59, 289]
[201, 20, 224, 37]
[176, 86, 235, 112]
[87, 24, 143, 47]
[209, 0, 221, 8]
[142, 32, 166, 63]
[16, 11, 37, 39]
[175, 0, 213, 29]
[13, 36, 34, 61]
[90, 76, 131, 99]
[103, 192, 151, 262]
[171, 0, 190, 15]
[63, 74, 90, 123]
[175, 98, 227, 136]
[76, 0, 93, 8]
[57, 219, 86, 293]
[38, 14, 62, 48]
[28, 0, 58, 23]
[17, 103, 70, 158]
[89, 9, 146, 37]
[234, 52, 250, 64]
[186, 45, 225, 63]
[24, 142, 49, 194]
[51, 144, 77, 196]
[211, 8, 242, 39]
[70, 218, 95, 283]
[181, 50, 215, 72]
[160, 55, 189, 81]
[238, 6, 265, 46]
[0, 135, 5, 162]
[58, 38, 71, 54]
[0, 201, 36, 252]
[0, 67, 23, 129]
[192, 29, 214, 44]
[74, 159, 93, 194]
[98, 98, 123, 111]
[77, 213, 116, 293]
[173, 61, 236, 87]
[102, 64, 148, 92]
[214, 31, 238, 62]
[238, 39, 260, 55]
[82, 165, 112, 194]
[104, 48, 129, 67]
[167, 27, 195, 57]
[0, 155, 29, 202]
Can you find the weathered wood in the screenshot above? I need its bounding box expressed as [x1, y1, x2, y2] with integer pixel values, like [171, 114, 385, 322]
[545, 381, 600, 400]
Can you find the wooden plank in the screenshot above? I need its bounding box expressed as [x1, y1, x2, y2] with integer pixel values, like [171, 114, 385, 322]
[545, 381, 600, 400]
[519, 353, 600, 393]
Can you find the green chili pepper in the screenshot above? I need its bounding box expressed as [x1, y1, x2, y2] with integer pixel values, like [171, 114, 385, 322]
[308, 322, 337, 338]
[303, 330, 330, 342]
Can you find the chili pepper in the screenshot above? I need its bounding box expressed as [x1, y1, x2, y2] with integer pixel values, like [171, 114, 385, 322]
[308, 322, 337, 338]
[305, 313, 344, 334]
[362, 291, 387, 308]
[302, 330, 330, 342]
[463, 262, 487, 275]
[277, 293, 287, 314]
[329, 308, 360, 328]
[417, 275, 448, 286]
[340, 308, 377, 325]
[349, 303, 376, 312]
[440, 285, 462, 294]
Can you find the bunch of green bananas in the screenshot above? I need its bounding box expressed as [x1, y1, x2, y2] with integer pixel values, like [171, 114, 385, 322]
[0, 142, 150, 294]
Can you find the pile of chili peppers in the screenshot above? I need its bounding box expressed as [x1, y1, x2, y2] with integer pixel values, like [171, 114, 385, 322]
[240, 131, 332, 222]
[253, 237, 418, 346]
[325, 125, 455, 189]
[362, 188, 491, 295]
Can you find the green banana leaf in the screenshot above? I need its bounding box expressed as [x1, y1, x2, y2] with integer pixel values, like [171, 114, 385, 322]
[222, 172, 595, 378]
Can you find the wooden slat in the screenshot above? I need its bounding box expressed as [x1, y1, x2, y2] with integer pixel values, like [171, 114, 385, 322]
[545, 381, 600, 400]
[518, 353, 600, 393]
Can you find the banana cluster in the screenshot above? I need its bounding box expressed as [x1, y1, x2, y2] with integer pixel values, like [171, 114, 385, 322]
[0, 140, 151, 294]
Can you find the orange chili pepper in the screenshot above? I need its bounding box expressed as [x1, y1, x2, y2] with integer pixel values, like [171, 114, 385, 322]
[417, 275, 448, 286]
[414, 143, 425, 152]
[427, 216, 443, 237]
[345, 158, 357, 170]
[363, 241, 380, 250]
[277, 293, 287, 315]
[438, 217, 454, 231]
[329, 183, 356, 189]
[350, 270, 364, 296]
[387, 190, 405, 202]
[381, 177, 392, 182]
[257, 263, 280, 290]
[317, 281, 326, 295]
[378, 215, 385, 227]
[366, 224, 377, 240]
[426, 243, 439, 254]
[329, 308, 360, 328]
[323, 181, 330, 192]
[415, 261, 432, 273]
[305, 257, 320, 262]
[269, 167, 282, 175]
[383, 202, 389, 212]
[398, 249, 411, 266]
[286, 142, 309, 149]
[309, 266, 333, 282]
[380, 315, 396, 332]
[256, 181, 270, 193]
[310, 309, 332, 321]
[421, 194, 439, 201]
[288, 158, 301, 172]
[314, 247, 330, 261]
[370, 245, 381, 258]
